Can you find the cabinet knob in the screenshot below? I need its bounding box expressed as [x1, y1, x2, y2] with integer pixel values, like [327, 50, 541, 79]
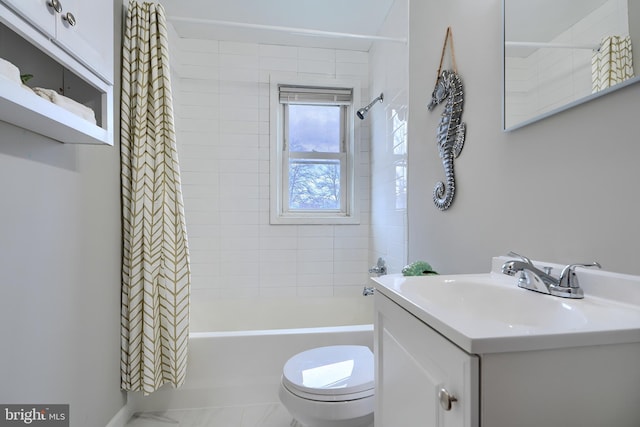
[47, 0, 63, 13]
[62, 12, 76, 27]
[438, 388, 458, 411]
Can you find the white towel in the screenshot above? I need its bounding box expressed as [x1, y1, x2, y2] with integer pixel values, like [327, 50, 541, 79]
[32, 87, 56, 102]
[33, 87, 97, 125]
[0, 57, 21, 85]
[51, 92, 96, 124]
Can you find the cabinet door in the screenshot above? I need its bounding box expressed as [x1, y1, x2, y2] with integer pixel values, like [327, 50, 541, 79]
[1, 0, 56, 37]
[53, 0, 113, 83]
[375, 293, 479, 427]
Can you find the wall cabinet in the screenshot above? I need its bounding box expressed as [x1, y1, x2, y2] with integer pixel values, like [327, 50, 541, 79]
[375, 292, 479, 427]
[0, 0, 113, 145]
[2, 0, 113, 83]
[0, 0, 54, 36]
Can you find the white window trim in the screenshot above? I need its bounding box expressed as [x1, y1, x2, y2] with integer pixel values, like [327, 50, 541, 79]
[269, 74, 361, 225]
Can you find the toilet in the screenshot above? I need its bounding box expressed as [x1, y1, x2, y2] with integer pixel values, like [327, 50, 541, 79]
[279, 345, 374, 427]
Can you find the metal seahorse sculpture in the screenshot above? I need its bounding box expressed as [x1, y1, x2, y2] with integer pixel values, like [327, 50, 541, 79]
[427, 69, 466, 211]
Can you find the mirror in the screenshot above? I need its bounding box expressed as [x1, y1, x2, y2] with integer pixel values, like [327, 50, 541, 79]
[503, 0, 640, 130]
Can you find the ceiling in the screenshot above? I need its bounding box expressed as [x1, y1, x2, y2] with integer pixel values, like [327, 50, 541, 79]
[160, 0, 397, 51]
[161, 1, 615, 53]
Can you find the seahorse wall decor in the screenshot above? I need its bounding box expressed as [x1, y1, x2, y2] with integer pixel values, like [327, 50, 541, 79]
[427, 27, 466, 211]
[427, 69, 466, 211]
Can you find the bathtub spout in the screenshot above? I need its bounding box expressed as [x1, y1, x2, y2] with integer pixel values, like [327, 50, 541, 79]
[362, 286, 375, 296]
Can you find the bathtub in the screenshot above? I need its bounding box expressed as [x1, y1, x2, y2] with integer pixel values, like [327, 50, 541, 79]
[128, 295, 374, 412]
[190, 294, 374, 332]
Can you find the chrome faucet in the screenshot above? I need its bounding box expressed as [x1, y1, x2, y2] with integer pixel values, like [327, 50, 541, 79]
[369, 257, 387, 276]
[501, 252, 601, 299]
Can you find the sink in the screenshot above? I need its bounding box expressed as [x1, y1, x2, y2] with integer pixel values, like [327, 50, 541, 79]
[397, 274, 590, 330]
[372, 258, 640, 354]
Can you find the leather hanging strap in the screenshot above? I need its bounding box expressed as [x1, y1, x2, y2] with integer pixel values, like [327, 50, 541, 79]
[436, 27, 458, 84]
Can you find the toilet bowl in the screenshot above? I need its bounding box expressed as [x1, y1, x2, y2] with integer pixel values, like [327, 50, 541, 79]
[279, 345, 374, 427]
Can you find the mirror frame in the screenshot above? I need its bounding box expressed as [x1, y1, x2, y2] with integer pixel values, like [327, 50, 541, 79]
[502, 0, 640, 131]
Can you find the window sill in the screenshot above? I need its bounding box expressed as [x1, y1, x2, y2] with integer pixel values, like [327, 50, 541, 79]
[270, 212, 360, 225]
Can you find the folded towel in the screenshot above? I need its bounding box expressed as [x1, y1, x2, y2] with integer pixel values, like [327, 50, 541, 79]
[33, 87, 96, 125]
[51, 92, 96, 124]
[32, 87, 56, 102]
[0, 57, 21, 85]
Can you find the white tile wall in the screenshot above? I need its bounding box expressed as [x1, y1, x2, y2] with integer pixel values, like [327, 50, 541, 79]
[505, 0, 629, 126]
[172, 36, 371, 299]
[368, 0, 409, 274]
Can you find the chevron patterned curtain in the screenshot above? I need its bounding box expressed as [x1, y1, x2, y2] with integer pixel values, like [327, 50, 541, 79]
[120, 1, 191, 395]
[592, 35, 634, 93]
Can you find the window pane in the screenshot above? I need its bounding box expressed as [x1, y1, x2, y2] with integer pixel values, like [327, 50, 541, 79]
[288, 105, 340, 153]
[289, 159, 341, 210]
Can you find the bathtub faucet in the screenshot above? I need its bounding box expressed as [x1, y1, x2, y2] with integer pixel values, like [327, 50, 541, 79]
[369, 257, 387, 276]
[362, 286, 375, 296]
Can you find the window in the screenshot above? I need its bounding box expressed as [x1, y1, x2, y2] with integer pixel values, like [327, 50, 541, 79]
[270, 79, 360, 224]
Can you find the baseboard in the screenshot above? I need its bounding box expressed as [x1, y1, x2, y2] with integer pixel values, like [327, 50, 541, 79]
[105, 404, 131, 427]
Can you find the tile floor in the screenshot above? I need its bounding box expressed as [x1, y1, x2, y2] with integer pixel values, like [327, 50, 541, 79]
[125, 403, 297, 427]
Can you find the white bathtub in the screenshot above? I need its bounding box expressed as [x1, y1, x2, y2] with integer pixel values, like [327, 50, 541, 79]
[128, 296, 374, 412]
[190, 295, 374, 332]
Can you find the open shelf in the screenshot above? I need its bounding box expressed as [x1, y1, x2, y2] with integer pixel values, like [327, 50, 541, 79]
[0, 77, 110, 144]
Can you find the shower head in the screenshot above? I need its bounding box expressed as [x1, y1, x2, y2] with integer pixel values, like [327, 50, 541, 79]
[356, 93, 384, 120]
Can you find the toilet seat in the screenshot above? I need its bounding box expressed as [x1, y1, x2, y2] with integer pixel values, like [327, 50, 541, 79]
[282, 345, 374, 402]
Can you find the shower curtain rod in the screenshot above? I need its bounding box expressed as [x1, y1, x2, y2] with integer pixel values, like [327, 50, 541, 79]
[168, 16, 408, 44]
[505, 41, 601, 50]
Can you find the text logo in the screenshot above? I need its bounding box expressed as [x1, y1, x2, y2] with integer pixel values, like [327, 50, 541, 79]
[1, 405, 68, 426]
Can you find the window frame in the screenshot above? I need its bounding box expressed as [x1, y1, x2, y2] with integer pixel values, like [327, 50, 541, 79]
[283, 103, 347, 214]
[270, 76, 361, 225]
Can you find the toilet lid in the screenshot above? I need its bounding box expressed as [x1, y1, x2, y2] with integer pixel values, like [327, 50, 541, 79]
[282, 345, 374, 398]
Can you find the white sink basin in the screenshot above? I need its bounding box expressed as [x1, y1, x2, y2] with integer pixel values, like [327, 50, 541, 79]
[397, 274, 591, 330]
[372, 259, 640, 354]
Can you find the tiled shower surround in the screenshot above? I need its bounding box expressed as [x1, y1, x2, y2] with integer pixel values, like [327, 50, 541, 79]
[169, 0, 408, 303]
[171, 38, 373, 299]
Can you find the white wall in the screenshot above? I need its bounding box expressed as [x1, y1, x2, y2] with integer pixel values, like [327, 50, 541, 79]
[0, 2, 125, 425]
[408, 0, 640, 276]
[172, 38, 372, 300]
[369, 0, 409, 274]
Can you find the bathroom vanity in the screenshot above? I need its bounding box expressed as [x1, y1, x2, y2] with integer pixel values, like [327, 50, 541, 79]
[372, 257, 640, 427]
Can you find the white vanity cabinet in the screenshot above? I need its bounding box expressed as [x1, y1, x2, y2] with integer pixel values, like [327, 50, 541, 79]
[373, 270, 640, 427]
[0, 0, 114, 145]
[375, 292, 479, 427]
[1, 0, 113, 83]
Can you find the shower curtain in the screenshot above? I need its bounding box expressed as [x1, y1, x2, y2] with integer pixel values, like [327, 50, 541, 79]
[592, 35, 634, 93]
[120, 1, 191, 395]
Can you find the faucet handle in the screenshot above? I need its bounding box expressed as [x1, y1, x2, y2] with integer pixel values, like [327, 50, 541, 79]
[558, 262, 602, 288]
[507, 251, 533, 266]
[369, 257, 387, 276]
